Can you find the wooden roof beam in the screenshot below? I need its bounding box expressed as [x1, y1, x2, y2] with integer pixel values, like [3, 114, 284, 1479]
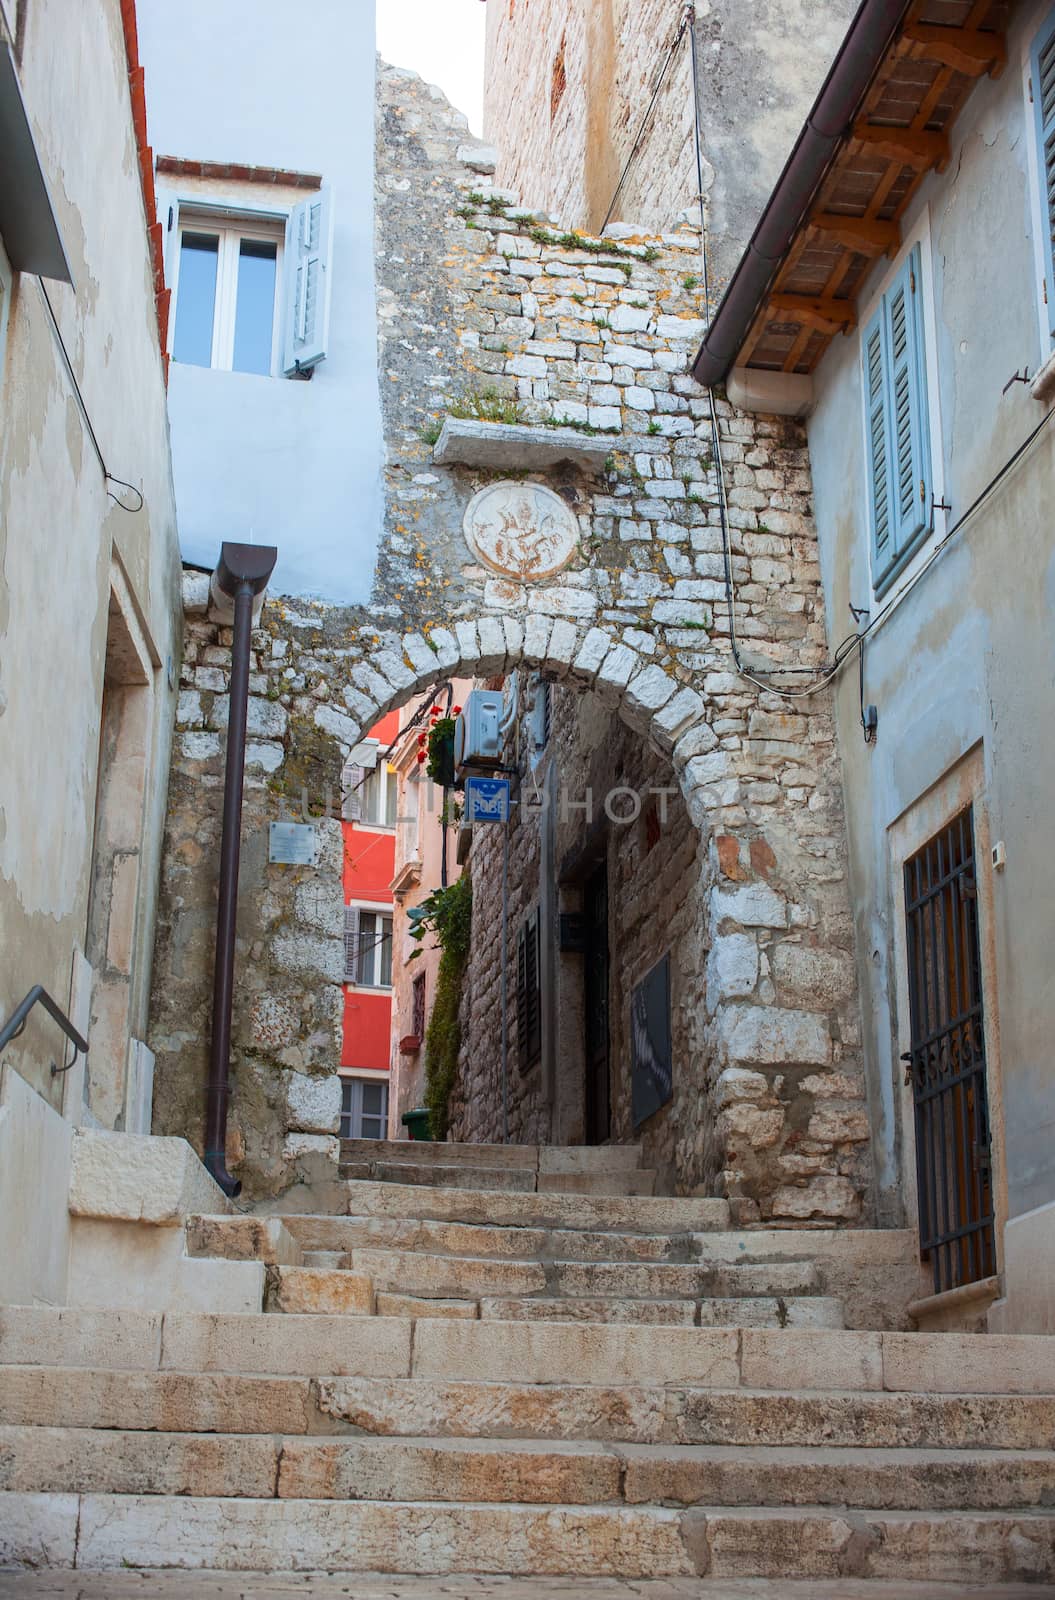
[851, 122, 951, 173]
[807, 214, 901, 257]
[767, 293, 857, 335]
[902, 21, 1006, 79]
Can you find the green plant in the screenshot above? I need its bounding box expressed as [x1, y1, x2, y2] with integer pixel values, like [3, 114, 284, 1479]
[411, 876, 473, 1139]
[419, 419, 443, 446]
[447, 387, 525, 427]
[593, 314, 610, 330]
[683, 274, 700, 293]
[642, 246, 661, 263]
[647, 419, 662, 436]
[426, 716, 456, 786]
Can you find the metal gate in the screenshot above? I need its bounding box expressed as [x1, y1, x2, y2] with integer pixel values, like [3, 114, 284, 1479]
[903, 804, 995, 1294]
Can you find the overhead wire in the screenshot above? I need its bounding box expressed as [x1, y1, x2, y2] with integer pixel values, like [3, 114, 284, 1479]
[37, 279, 144, 513]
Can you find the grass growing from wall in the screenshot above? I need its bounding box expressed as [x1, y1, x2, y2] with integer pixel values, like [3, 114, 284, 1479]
[411, 875, 473, 1140]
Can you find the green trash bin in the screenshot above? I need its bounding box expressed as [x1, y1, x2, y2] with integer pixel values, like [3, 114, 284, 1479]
[401, 1107, 433, 1142]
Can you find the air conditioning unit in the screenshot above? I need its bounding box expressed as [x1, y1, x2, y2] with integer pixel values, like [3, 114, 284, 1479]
[454, 690, 504, 777]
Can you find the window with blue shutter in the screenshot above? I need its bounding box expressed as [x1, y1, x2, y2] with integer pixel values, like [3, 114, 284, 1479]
[863, 244, 932, 596]
[1031, 9, 1055, 343]
[282, 187, 335, 375]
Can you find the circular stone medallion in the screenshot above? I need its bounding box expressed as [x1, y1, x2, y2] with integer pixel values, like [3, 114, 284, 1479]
[462, 481, 580, 581]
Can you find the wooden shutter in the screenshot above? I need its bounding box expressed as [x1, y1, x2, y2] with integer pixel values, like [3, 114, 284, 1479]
[865, 245, 931, 597]
[1032, 11, 1055, 340]
[885, 246, 930, 572]
[282, 187, 335, 375]
[343, 904, 360, 983]
[343, 764, 366, 822]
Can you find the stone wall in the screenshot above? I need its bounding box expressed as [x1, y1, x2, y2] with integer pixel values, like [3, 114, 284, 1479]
[149, 62, 874, 1224]
[484, 0, 857, 280]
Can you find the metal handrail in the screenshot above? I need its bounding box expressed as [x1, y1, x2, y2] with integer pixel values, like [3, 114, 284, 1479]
[0, 984, 89, 1076]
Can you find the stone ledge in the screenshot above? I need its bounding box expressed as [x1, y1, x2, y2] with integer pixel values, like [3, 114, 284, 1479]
[433, 417, 615, 474]
[68, 1130, 233, 1225]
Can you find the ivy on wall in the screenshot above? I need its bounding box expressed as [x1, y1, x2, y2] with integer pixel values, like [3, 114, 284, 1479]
[410, 875, 472, 1139]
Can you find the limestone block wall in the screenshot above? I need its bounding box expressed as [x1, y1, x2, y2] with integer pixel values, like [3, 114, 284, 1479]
[149, 63, 874, 1223]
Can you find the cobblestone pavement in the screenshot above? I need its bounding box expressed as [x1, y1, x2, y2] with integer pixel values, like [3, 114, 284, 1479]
[0, 1577, 1051, 1599]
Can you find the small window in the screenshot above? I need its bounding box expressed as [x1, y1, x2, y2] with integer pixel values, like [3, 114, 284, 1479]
[360, 763, 399, 829]
[412, 971, 426, 1039]
[861, 243, 932, 596]
[516, 905, 541, 1071]
[1031, 9, 1055, 345]
[351, 908, 393, 988]
[340, 1076, 389, 1140]
[171, 215, 282, 375]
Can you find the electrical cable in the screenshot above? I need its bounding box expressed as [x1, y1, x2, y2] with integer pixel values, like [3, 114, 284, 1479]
[37, 279, 144, 513]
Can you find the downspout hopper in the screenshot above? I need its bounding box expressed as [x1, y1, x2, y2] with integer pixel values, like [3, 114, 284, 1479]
[203, 541, 278, 1198]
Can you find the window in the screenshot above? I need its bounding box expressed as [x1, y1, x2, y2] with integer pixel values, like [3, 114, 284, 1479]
[862, 243, 932, 597]
[344, 755, 398, 827]
[171, 218, 282, 375]
[340, 1076, 388, 1140]
[516, 905, 541, 1071]
[344, 905, 393, 987]
[1030, 9, 1055, 345]
[903, 806, 995, 1293]
[157, 186, 334, 377]
[412, 971, 426, 1039]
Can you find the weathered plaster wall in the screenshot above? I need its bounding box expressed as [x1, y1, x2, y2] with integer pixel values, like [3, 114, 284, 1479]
[484, 0, 855, 279]
[0, 0, 181, 1112]
[805, 0, 1055, 1266]
[150, 63, 871, 1223]
[135, 0, 384, 604]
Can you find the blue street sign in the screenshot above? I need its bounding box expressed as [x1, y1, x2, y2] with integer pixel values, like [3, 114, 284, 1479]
[465, 776, 511, 824]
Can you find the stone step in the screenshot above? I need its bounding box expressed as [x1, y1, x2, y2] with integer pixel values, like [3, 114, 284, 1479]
[264, 1266, 375, 1315]
[339, 1163, 658, 1196]
[339, 1140, 646, 1174]
[276, 1212, 701, 1263]
[478, 1296, 845, 1329]
[5, 1309, 1055, 1396]
[4, 1366, 1053, 1451]
[3, 1428, 1052, 1512]
[334, 1180, 732, 1233]
[327, 1252, 826, 1304]
[3, 1492, 1052, 1580]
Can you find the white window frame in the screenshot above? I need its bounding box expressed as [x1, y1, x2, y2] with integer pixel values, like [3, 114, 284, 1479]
[857, 206, 947, 604]
[0, 233, 12, 397]
[168, 208, 285, 376]
[359, 760, 399, 830]
[348, 903, 394, 990]
[340, 1074, 389, 1140]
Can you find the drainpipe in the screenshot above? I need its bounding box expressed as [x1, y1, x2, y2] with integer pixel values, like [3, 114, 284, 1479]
[204, 541, 278, 1198]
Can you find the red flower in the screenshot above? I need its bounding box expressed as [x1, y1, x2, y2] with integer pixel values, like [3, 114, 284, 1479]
[452, 705, 462, 715]
[416, 750, 427, 763]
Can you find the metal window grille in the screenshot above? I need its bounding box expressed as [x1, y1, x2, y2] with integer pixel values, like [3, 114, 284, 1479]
[903, 804, 995, 1294]
[516, 906, 541, 1072]
[412, 972, 426, 1039]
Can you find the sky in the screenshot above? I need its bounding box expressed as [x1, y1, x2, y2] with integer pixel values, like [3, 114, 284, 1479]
[375, 0, 487, 136]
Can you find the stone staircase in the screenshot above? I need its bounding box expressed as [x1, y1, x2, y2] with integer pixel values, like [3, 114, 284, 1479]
[338, 1136, 658, 1194]
[1, 1142, 1054, 1585]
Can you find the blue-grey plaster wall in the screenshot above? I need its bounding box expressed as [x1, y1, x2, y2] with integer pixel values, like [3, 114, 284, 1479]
[137, 0, 383, 603]
[806, 0, 1055, 1225]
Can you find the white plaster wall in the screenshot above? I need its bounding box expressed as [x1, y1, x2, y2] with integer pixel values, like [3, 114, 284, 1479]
[0, 0, 181, 1111]
[136, 0, 384, 603]
[805, 0, 1055, 1240]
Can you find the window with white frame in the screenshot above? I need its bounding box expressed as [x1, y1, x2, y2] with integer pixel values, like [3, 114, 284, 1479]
[158, 185, 334, 377]
[344, 754, 398, 828]
[344, 905, 393, 987]
[861, 242, 933, 597]
[340, 1076, 388, 1140]
[171, 216, 283, 376]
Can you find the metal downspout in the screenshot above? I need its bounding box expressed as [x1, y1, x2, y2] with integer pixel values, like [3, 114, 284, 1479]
[203, 541, 277, 1197]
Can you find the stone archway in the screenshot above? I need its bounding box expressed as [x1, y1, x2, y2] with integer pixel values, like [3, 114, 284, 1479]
[153, 594, 871, 1227]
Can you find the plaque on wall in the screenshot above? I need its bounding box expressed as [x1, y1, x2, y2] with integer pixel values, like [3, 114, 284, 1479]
[269, 822, 317, 866]
[631, 953, 672, 1129]
[462, 481, 580, 581]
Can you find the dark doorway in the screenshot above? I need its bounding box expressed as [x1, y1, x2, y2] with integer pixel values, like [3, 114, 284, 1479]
[903, 804, 995, 1293]
[583, 859, 610, 1144]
